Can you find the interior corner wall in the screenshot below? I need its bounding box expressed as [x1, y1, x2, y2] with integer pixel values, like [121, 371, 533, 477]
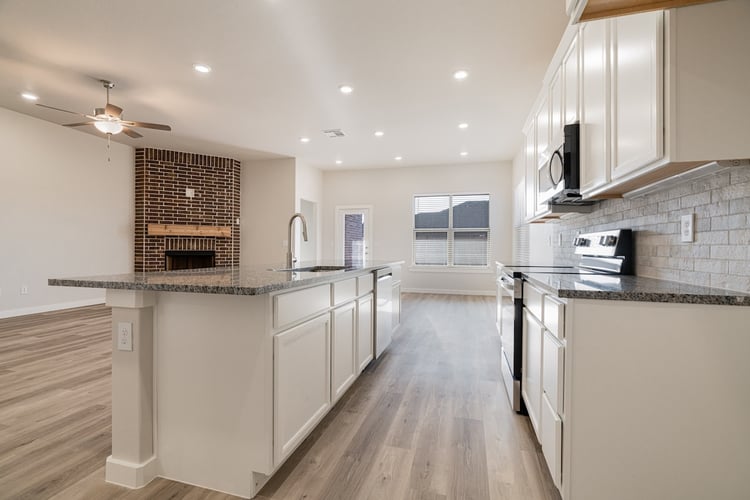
[321, 161, 513, 295]
[294, 161, 323, 262]
[0, 106, 134, 318]
[240, 158, 296, 267]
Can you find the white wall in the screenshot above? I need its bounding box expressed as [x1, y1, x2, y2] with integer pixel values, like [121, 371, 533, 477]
[322, 161, 513, 295]
[0, 107, 134, 317]
[294, 161, 323, 263]
[240, 158, 296, 267]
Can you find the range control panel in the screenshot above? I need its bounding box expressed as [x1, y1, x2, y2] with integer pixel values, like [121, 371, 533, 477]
[573, 229, 632, 257]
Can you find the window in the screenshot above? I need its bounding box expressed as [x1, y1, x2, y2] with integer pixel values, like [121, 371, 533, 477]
[413, 194, 490, 267]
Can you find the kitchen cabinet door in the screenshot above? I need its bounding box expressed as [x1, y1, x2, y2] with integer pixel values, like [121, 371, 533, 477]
[563, 33, 579, 126]
[274, 314, 331, 465]
[523, 309, 543, 437]
[610, 11, 663, 180]
[550, 67, 564, 150]
[580, 19, 610, 194]
[357, 294, 374, 372]
[524, 123, 537, 221]
[332, 301, 357, 403]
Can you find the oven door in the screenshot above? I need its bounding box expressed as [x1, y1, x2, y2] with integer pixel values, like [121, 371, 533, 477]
[537, 146, 565, 204]
[498, 274, 522, 411]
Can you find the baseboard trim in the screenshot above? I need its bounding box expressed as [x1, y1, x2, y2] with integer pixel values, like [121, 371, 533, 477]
[401, 288, 495, 297]
[105, 455, 158, 489]
[0, 298, 106, 319]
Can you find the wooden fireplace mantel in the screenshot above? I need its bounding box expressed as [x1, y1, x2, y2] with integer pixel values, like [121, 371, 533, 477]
[147, 223, 232, 238]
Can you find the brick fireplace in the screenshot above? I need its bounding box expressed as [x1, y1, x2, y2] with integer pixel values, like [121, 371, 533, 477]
[134, 148, 240, 273]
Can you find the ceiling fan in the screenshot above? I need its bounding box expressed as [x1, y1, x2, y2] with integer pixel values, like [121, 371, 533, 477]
[36, 80, 171, 138]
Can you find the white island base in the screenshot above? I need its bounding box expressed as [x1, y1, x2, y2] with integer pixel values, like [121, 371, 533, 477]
[103, 269, 389, 498]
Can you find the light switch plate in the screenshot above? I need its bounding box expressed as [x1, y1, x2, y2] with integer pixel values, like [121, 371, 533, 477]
[681, 214, 694, 243]
[117, 322, 133, 351]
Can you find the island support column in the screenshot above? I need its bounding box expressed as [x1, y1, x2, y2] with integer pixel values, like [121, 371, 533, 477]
[104, 289, 157, 488]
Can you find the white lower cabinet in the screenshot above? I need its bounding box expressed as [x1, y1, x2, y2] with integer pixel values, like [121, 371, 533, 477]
[356, 294, 374, 372]
[331, 302, 357, 403]
[273, 313, 331, 466]
[541, 393, 563, 489]
[522, 309, 543, 435]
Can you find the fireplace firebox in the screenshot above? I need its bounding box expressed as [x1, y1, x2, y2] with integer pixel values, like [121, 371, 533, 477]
[165, 250, 216, 271]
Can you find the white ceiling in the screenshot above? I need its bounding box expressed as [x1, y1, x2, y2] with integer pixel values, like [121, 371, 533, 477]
[0, 0, 567, 169]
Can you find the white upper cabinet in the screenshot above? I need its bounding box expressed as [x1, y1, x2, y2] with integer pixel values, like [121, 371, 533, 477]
[563, 34, 580, 127]
[550, 66, 564, 149]
[579, 19, 610, 194]
[524, 122, 537, 221]
[535, 96, 551, 216]
[610, 11, 664, 180]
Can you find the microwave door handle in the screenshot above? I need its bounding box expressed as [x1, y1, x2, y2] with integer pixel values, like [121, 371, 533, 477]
[549, 148, 564, 187]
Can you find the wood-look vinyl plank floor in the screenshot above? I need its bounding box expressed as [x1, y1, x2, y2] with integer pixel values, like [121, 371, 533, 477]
[0, 294, 560, 500]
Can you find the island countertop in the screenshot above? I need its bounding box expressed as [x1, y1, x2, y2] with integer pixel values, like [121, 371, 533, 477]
[522, 271, 750, 306]
[48, 261, 404, 296]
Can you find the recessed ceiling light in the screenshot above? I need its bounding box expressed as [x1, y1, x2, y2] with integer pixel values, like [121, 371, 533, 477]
[460, 151, 469, 157]
[21, 92, 39, 101]
[453, 69, 469, 80]
[458, 122, 469, 129]
[335, 160, 343, 165]
[193, 63, 212, 73]
[394, 156, 403, 161]
[374, 130, 384, 137]
[300, 137, 310, 143]
[338, 84, 353, 95]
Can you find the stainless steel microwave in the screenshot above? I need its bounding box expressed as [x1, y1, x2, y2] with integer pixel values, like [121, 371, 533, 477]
[537, 123, 582, 204]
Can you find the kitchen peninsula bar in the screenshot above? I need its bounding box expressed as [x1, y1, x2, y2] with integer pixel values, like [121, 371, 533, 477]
[49, 262, 402, 498]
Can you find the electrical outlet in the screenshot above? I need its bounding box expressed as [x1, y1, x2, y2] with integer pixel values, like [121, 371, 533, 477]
[20, 285, 29, 295]
[117, 322, 133, 351]
[681, 213, 694, 243]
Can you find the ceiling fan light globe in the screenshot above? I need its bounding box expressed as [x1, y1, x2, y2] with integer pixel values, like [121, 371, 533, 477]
[94, 121, 123, 135]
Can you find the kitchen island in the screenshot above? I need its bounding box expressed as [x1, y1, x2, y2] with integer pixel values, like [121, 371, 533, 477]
[49, 262, 403, 498]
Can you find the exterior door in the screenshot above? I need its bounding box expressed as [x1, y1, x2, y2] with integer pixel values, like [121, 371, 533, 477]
[335, 206, 372, 266]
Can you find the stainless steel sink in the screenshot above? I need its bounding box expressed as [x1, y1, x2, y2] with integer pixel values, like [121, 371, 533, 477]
[269, 265, 350, 272]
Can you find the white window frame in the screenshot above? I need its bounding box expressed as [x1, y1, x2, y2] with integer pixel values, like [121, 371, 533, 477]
[411, 193, 491, 270]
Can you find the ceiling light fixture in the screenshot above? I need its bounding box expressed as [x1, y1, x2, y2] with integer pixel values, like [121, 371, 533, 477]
[460, 151, 468, 157]
[374, 131, 384, 137]
[193, 63, 212, 73]
[453, 69, 469, 80]
[458, 122, 469, 129]
[21, 92, 39, 101]
[394, 156, 403, 161]
[94, 120, 123, 135]
[335, 160, 343, 165]
[299, 137, 310, 143]
[338, 84, 353, 94]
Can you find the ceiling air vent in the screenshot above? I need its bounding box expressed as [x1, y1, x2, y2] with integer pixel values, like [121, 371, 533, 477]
[322, 129, 345, 138]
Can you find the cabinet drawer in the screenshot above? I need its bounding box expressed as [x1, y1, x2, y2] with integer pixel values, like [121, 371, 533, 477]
[540, 393, 562, 489]
[274, 284, 331, 329]
[357, 274, 373, 295]
[523, 282, 544, 322]
[333, 278, 357, 305]
[544, 295, 565, 339]
[543, 331, 565, 415]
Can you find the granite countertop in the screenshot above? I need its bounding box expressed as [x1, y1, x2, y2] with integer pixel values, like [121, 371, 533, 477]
[48, 261, 404, 296]
[522, 272, 750, 306]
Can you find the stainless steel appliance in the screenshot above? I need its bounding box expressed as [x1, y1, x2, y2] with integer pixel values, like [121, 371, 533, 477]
[537, 123, 592, 206]
[498, 229, 634, 412]
[374, 267, 393, 358]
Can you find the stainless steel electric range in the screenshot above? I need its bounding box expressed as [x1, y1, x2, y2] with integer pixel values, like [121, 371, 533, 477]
[497, 229, 634, 413]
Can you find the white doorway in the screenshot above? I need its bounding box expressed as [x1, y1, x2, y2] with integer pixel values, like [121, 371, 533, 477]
[335, 206, 372, 266]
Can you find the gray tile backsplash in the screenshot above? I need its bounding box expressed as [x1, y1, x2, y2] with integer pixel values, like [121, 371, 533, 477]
[552, 165, 750, 293]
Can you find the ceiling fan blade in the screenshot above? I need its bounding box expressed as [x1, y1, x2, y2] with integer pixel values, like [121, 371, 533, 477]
[62, 121, 96, 127]
[122, 127, 143, 139]
[120, 120, 171, 131]
[36, 103, 88, 117]
[105, 103, 123, 118]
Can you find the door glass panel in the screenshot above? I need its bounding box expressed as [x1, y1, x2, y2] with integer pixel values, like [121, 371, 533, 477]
[343, 213, 365, 267]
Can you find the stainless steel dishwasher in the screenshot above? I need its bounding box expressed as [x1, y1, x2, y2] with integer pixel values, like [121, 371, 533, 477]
[374, 267, 393, 358]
